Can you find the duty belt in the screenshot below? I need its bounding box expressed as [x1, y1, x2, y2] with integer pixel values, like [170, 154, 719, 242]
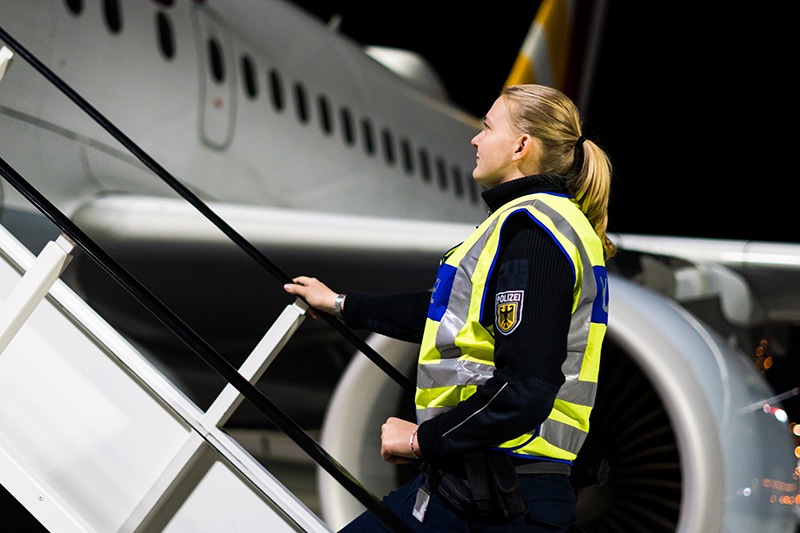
[514, 460, 572, 476]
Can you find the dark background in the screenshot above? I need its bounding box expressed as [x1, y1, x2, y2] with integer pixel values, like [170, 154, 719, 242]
[289, 1, 796, 243]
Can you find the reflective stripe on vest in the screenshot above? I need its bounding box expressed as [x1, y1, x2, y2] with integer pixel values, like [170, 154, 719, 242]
[415, 192, 608, 461]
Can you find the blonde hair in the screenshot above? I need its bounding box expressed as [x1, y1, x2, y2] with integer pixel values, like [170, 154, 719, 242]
[502, 84, 616, 259]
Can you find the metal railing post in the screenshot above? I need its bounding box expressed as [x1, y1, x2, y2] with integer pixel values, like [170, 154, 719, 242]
[0, 234, 75, 354]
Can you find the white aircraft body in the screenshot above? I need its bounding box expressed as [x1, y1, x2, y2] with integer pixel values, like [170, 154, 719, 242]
[0, 0, 798, 531]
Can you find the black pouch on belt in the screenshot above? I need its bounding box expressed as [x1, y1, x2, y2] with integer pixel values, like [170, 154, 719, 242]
[429, 452, 528, 519]
[435, 471, 475, 514]
[423, 458, 478, 514]
[485, 453, 527, 519]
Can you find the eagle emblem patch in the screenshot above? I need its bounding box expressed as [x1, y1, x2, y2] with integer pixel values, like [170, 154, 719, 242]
[496, 290, 524, 335]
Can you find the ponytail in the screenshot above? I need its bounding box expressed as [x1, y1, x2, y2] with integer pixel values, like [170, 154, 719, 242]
[502, 84, 616, 259]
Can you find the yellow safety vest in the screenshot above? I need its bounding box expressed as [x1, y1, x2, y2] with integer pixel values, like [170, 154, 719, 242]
[416, 192, 608, 461]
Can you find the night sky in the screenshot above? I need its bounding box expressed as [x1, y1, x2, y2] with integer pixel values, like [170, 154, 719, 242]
[288, 1, 796, 244]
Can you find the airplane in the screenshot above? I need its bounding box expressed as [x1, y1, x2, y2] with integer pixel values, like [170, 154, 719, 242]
[0, 0, 798, 531]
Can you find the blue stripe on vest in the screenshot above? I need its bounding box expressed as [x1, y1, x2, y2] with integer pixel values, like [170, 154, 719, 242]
[592, 265, 609, 325]
[428, 263, 457, 321]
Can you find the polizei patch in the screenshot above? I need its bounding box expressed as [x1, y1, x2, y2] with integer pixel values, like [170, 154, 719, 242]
[495, 290, 524, 335]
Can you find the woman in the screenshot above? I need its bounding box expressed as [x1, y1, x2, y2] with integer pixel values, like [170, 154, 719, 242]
[285, 84, 615, 531]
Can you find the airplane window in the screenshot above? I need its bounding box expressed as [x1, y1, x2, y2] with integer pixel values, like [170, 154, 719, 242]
[400, 138, 414, 175]
[103, 0, 122, 33]
[436, 157, 448, 189]
[207, 37, 224, 83]
[65, 0, 83, 15]
[339, 108, 355, 146]
[241, 55, 258, 99]
[268, 69, 284, 112]
[381, 129, 395, 165]
[452, 166, 464, 197]
[155, 12, 175, 60]
[293, 83, 309, 124]
[360, 119, 375, 156]
[419, 148, 431, 183]
[317, 95, 333, 135]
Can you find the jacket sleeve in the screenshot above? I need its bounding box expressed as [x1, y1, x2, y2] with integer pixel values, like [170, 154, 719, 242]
[341, 290, 430, 343]
[417, 212, 575, 461]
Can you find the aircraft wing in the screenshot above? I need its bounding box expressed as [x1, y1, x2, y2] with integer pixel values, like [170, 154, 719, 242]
[609, 233, 800, 326]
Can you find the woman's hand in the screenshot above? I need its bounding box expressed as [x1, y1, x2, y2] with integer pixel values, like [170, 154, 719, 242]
[283, 276, 339, 318]
[380, 417, 420, 464]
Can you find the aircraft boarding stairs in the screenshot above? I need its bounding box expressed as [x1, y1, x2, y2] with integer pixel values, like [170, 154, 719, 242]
[0, 226, 331, 532]
[0, 36, 413, 532]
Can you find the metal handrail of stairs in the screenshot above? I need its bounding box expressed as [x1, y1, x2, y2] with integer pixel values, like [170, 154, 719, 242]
[0, 24, 413, 533]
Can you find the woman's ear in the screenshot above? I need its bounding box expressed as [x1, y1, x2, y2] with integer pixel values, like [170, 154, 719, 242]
[512, 134, 534, 161]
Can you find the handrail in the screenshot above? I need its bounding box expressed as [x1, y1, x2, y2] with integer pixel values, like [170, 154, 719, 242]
[0, 27, 414, 533]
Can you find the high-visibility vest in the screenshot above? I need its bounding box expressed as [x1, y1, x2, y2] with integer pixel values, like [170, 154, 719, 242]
[416, 192, 609, 461]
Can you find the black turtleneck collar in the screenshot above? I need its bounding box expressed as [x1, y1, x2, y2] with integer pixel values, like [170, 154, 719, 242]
[481, 174, 570, 213]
